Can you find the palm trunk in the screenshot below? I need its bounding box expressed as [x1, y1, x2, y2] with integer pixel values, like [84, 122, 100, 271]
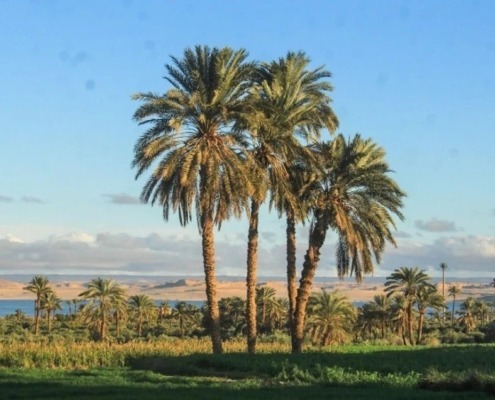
[417, 310, 425, 344]
[202, 212, 223, 354]
[47, 311, 52, 333]
[407, 301, 414, 345]
[100, 303, 106, 341]
[291, 212, 328, 353]
[442, 270, 446, 324]
[401, 318, 407, 345]
[451, 296, 456, 324]
[286, 211, 297, 325]
[246, 200, 260, 354]
[34, 299, 40, 335]
[138, 319, 143, 337]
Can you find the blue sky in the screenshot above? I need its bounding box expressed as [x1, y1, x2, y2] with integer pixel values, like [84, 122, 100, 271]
[0, 0, 494, 278]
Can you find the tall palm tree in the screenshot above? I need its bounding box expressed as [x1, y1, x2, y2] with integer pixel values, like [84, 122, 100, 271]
[24, 275, 52, 335]
[291, 135, 405, 353]
[41, 291, 62, 333]
[448, 284, 461, 324]
[307, 289, 356, 346]
[129, 294, 156, 337]
[415, 285, 444, 344]
[79, 278, 126, 341]
[439, 262, 448, 323]
[385, 267, 434, 345]
[241, 51, 338, 353]
[132, 46, 255, 354]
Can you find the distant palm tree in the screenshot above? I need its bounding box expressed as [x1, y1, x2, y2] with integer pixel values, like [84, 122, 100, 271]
[24, 275, 52, 335]
[132, 46, 255, 354]
[172, 301, 198, 338]
[458, 297, 477, 332]
[129, 294, 155, 337]
[448, 284, 461, 324]
[41, 292, 62, 333]
[79, 278, 126, 341]
[385, 267, 434, 345]
[307, 290, 356, 346]
[389, 294, 408, 345]
[473, 300, 492, 325]
[415, 286, 444, 344]
[255, 286, 276, 332]
[158, 301, 171, 323]
[439, 262, 448, 323]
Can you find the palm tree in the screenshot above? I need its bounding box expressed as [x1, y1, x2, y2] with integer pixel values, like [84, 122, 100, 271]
[132, 46, 255, 354]
[79, 278, 126, 341]
[415, 286, 444, 344]
[24, 275, 52, 335]
[448, 284, 461, 324]
[41, 292, 62, 333]
[385, 267, 434, 345]
[389, 294, 408, 345]
[242, 52, 338, 353]
[474, 300, 492, 325]
[307, 290, 356, 346]
[255, 286, 276, 332]
[129, 294, 155, 337]
[172, 301, 198, 338]
[439, 262, 448, 323]
[158, 301, 171, 323]
[458, 297, 477, 332]
[371, 294, 392, 339]
[291, 135, 405, 353]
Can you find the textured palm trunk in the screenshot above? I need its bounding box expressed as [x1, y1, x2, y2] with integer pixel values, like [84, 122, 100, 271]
[138, 318, 143, 337]
[47, 311, 52, 333]
[246, 200, 260, 354]
[202, 213, 223, 354]
[286, 212, 297, 325]
[291, 212, 328, 353]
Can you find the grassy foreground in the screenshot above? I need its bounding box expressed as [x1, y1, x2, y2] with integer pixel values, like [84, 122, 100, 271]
[0, 342, 494, 399]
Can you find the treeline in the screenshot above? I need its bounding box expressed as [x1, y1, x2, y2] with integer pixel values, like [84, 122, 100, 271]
[6, 272, 495, 346]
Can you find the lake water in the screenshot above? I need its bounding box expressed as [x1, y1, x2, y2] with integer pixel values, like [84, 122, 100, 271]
[0, 300, 206, 317]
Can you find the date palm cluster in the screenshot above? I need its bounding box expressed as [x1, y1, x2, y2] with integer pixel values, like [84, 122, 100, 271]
[20, 272, 492, 345]
[132, 45, 406, 353]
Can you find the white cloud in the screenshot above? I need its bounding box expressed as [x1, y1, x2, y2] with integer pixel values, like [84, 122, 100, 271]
[21, 196, 45, 204]
[0, 231, 493, 279]
[0, 195, 14, 203]
[415, 218, 457, 232]
[103, 193, 142, 205]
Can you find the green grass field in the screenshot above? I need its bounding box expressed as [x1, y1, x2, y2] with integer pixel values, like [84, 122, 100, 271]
[0, 343, 494, 399]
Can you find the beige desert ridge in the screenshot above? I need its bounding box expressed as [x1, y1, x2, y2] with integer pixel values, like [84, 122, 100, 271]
[0, 278, 491, 302]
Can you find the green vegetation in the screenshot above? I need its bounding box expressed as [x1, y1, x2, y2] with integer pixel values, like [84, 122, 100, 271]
[0, 343, 495, 399]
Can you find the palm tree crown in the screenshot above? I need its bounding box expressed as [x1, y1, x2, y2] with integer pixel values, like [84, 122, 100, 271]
[79, 277, 126, 341]
[24, 275, 52, 335]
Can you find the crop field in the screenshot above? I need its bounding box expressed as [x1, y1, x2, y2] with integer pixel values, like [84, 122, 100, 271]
[0, 341, 494, 399]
